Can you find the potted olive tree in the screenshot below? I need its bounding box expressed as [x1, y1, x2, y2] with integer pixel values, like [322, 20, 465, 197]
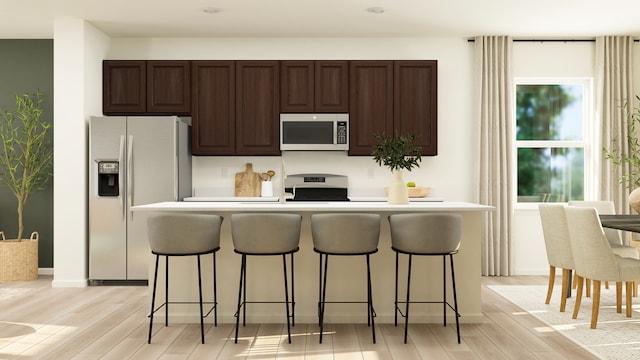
[0, 90, 53, 281]
[371, 132, 422, 204]
[603, 95, 640, 213]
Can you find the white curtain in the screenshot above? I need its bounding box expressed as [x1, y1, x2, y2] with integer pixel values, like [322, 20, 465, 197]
[596, 36, 635, 216]
[474, 36, 514, 276]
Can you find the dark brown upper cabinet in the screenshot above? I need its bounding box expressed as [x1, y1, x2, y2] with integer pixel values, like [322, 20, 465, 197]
[103, 60, 147, 114]
[349, 60, 438, 156]
[103, 60, 190, 115]
[280, 60, 348, 113]
[191, 61, 235, 155]
[280, 61, 314, 112]
[146, 60, 191, 114]
[348, 61, 394, 156]
[394, 60, 438, 156]
[236, 60, 281, 155]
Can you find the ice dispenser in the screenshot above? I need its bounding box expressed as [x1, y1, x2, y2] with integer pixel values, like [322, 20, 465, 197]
[97, 161, 119, 196]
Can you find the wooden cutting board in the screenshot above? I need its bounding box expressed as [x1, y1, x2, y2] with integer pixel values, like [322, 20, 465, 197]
[235, 163, 262, 197]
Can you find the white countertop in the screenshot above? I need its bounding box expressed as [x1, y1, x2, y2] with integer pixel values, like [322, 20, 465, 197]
[183, 196, 444, 203]
[184, 196, 280, 202]
[133, 200, 494, 212]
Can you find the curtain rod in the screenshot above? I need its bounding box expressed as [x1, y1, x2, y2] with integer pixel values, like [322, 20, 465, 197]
[467, 38, 639, 43]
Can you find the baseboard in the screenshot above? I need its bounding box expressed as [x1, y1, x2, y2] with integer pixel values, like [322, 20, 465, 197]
[38, 267, 53, 276]
[511, 269, 549, 276]
[52, 278, 88, 287]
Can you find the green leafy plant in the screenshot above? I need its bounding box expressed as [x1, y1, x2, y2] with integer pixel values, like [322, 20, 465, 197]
[603, 95, 640, 190]
[0, 90, 53, 241]
[371, 132, 422, 171]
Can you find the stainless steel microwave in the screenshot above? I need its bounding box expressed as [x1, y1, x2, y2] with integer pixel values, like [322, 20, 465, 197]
[280, 113, 349, 151]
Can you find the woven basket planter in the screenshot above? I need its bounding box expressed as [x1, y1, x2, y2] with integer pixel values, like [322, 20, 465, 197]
[0, 231, 38, 281]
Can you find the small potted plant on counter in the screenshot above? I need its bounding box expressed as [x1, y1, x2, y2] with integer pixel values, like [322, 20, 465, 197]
[371, 132, 422, 204]
[0, 90, 53, 281]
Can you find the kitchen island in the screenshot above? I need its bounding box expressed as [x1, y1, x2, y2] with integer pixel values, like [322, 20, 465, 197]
[132, 201, 493, 325]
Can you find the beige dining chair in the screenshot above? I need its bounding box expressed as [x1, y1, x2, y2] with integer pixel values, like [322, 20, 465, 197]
[564, 206, 640, 329]
[568, 200, 639, 296]
[568, 201, 639, 258]
[538, 204, 575, 312]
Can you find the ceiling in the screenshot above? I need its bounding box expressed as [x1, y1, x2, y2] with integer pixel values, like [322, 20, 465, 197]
[3, 0, 640, 39]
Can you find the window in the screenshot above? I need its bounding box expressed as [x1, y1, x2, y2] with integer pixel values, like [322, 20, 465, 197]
[515, 79, 592, 203]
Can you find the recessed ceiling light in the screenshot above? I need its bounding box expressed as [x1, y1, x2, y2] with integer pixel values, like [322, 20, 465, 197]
[366, 7, 385, 14]
[203, 7, 221, 14]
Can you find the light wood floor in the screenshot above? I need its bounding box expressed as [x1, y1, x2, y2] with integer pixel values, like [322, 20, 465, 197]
[0, 275, 598, 359]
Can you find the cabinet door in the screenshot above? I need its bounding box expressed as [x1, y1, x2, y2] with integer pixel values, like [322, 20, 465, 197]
[236, 61, 280, 155]
[191, 61, 235, 155]
[394, 61, 438, 155]
[147, 60, 191, 114]
[280, 61, 314, 113]
[315, 60, 348, 113]
[103, 60, 146, 115]
[349, 61, 393, 156]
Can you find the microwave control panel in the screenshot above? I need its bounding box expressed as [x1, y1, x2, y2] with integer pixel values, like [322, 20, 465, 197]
[336, 121, 348, 144]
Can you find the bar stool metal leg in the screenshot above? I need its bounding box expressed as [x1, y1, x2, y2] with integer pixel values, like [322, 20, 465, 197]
[165, 256, 169, 327]
[243, 256, 247, 326]
[197, 255, 205, 344]
[317, 253, 323, 327]
[450, 254, 461, 344]
[442, 256, 447, 327]
[366, 255, 371, 326]
[291, 253, 295, 327]
[148, 255, 160, 344]
[213, 252, 218, 326]
[394, 252, 399, 327]
[366, 254, 376, 344]
[234, 254, 246, 343]
[282, 254, 292, 344]
[404, 254, 413, 344]
[319, 254, 329, 344]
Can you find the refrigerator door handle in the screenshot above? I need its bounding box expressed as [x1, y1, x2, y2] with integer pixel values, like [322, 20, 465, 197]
[119, 135, 126, 221]
[128, 134, 134, 220]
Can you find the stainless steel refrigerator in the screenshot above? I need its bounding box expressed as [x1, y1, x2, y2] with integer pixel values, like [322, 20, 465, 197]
[89, 116, 192, 283]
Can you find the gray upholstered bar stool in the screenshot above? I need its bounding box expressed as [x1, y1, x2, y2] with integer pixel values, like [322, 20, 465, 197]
[147, 214, 223, 344]
[310, 213, 380, 344]
[388, 213, 462, 344]
[231, 213, 302, 344]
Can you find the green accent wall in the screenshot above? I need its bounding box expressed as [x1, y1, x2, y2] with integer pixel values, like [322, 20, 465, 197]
[0, 39, 54, 268]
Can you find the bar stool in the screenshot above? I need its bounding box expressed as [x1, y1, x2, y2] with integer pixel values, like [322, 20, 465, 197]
[231, 213, 302, 344]
[310, 213, 380, 344]
[388, 213, 462, 344]
[147, 214, 223, 344]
